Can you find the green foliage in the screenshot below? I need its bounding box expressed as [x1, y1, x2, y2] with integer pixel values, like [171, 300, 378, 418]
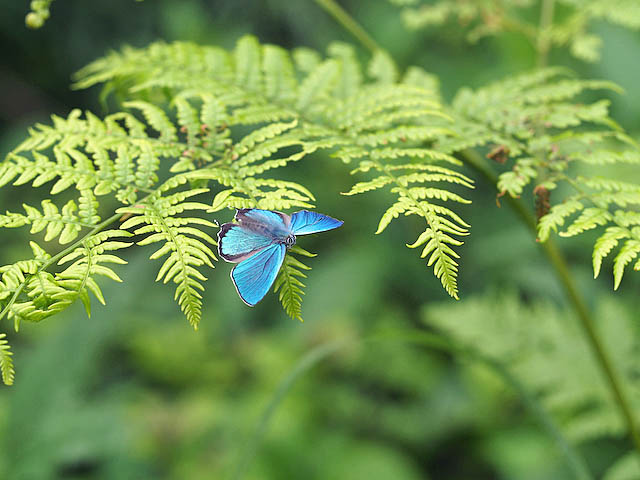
[2, 36, 469, 382]
[73, 36, 469, 299]
[0, 70, 340, 381]
[437, 68, 640, 289]
[273, 245, 316, 322]
[0, 333, 14, 385]
[118, 190, 217, 329]
[424, 292, 640, 480]
[390, 0, 640, 62]
[25, 0, 53, 29]
[344, 158, 472, 299]
[4, 30, 640, 385]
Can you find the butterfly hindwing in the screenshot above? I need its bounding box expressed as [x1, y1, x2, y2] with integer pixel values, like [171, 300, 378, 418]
[231, 243, 286, 306]
[290, 210, 344, 236]
[217, 223, 273, 263]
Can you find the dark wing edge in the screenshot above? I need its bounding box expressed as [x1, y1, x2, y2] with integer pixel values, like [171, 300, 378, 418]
[217, 222, 267, 263]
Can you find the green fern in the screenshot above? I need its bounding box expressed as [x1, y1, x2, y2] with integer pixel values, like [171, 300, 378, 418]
[73, 36, 470, 298]
[0, 191, 100, 244]
[389, 0, 640, 62]
[118, 190, 216, 329]
[273, 246, 316, 322]
[424, 291, 640, 479]
[0, 70, 332, 382]
[0, 333, 15, 385]
[438, 67, 640, 289]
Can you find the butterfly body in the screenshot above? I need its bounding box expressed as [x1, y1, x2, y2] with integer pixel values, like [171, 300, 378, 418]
[217, 208, 342, 306]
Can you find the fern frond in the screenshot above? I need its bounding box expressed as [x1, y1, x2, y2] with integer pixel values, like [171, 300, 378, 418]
[0, 333, 15, 385]
[119, 190, 217, 328]
[437, 66, 640, 287]
[497, 158, 537, 197]
[389, 0, 640, 62]
[0, 188, 101, 244]
[537, 200, 584, 242]
[612, 238, 640, 290]
[273, 246, 316, 322]
[56, 230, 132, 316]
[560, 207, 611, 237]
[75, 37, 474, 297]
[345, 158, 472, 299]
[425, 292, 640, 452]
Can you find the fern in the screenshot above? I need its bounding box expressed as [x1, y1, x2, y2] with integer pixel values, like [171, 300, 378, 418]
[118, 190, 216, 329]
[5, 32, 637, 386]
[273, 246, 316, 322]
[389, 0, 640, 62]
[0, 71, 331, 382]
[55, 230, 132, 317]
[0, 333, 14, 385]
[73, 36, 470, 298]
[437, 67, 640, 289]
[424, 292, 640, 478]
[0, 191, 100, 244]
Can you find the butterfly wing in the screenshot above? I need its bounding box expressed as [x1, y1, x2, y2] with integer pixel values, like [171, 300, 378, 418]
[231, 243, 286, 306]
[290, 210, 344, 236]
[218, 208, 292, 262]
[217, 223, 274, 263]
[235, 208, 291, 230]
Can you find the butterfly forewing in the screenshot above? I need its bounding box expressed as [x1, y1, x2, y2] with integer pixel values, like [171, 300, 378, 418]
[217, 223, 273, 262]
[290, 210, 344, 235]
[236, 209, 291, 231]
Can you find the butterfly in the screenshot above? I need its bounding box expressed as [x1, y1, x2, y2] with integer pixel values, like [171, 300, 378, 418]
[217, 208, 343, 306]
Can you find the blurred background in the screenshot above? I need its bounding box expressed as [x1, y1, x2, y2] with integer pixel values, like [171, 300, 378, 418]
[1, 1, 640, 479]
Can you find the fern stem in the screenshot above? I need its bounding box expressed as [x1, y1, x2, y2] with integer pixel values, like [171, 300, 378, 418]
[312, 0, 381, 54]
[458, 148, 640, 456]
[233, 332, 593, 480]
[537, 0, 555, 68]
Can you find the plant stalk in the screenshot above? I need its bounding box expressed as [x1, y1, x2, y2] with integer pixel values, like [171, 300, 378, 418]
[312, 0, 381, 54]
[459, 148, 640, 456]
[537, 0, 555, 68]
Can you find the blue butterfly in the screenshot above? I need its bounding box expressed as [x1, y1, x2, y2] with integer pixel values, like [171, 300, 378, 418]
[217, 208, 343, 306]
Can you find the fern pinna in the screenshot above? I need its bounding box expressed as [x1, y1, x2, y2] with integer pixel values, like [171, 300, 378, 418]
[0, 36, 470, 384]
[435, 68, 640, 290]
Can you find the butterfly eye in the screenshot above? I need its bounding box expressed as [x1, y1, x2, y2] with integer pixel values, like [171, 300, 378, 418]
[284, 234, 296, 248]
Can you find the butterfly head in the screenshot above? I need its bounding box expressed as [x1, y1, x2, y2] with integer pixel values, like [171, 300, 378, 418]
[284, 234, 296, 249]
